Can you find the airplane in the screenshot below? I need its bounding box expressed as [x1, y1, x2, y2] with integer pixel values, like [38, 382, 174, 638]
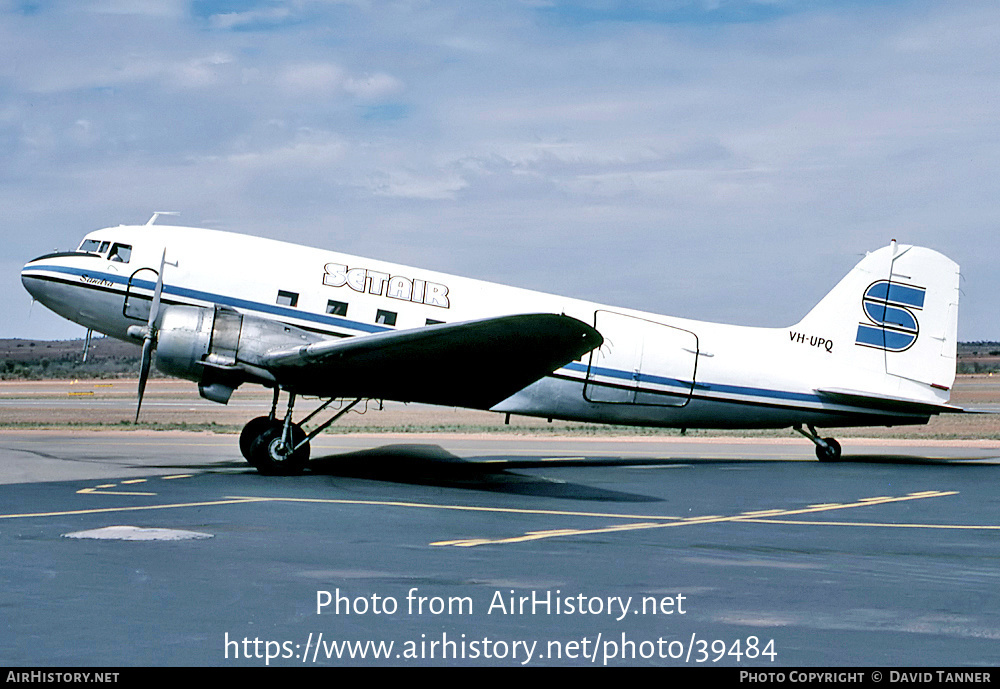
[21, 214, 963, 474]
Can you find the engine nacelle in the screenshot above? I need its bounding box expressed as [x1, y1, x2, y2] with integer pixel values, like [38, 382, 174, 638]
[154, 304, 325, 403]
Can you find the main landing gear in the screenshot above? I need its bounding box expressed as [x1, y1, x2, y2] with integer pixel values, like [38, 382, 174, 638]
[239, 388, 363, 475]
[794, 424, 842, 462]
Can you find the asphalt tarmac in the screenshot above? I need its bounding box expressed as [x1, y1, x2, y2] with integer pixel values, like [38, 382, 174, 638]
[3, 431, 1000, 667]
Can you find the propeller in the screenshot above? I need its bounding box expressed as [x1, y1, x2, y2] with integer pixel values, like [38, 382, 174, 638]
[135, 249, 167, 423]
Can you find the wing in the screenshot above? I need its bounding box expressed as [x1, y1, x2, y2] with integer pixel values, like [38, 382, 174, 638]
[261, 313, 603, 409]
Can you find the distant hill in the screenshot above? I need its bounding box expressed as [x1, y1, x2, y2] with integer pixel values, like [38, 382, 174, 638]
[958, 342, 1000, 374]
[2, 336, 998, 379]
[1, 336, 147, 379]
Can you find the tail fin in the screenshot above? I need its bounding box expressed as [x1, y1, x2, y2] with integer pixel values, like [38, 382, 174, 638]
[795, 241, 960, 402]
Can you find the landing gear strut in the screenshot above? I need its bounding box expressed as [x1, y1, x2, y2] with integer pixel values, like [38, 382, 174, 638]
[795, 424, 842, 462]
[239, 387, 281, 463]
[238, 390, 363, 475]
[250, 420, 310, 475]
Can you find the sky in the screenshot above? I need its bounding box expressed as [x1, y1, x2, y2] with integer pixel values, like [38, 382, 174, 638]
[2, 0, 998, 341]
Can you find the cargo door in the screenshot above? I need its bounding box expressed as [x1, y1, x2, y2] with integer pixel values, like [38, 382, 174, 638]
[584, 311, 698, 407]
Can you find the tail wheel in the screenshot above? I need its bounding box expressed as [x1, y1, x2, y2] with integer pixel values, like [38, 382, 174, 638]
[816, 437, 842, 462]
[250, 423, 310, 475]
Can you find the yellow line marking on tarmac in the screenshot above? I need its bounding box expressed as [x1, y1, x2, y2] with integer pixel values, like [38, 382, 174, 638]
[474, 456, 587, 464]
[738, 518, 1000, 530]
[222, 496, 685, 522]
[14, 485, 970, 547]
[76, 475, 190, 495]
[0, 497, 271, 520]
[208, 490, 963, 547]
[76, 488, 158, 496]
[434, 523, 665, 547]
[429, 490, 961, 547]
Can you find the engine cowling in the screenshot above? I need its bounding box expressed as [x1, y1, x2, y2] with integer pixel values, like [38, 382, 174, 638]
[154, 304, 326, 403]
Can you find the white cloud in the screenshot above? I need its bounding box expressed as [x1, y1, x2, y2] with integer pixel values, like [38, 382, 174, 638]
[277, 63, 402, 100]
[83, 0, 187, 17]
[368, 169, 469, 200]
[277, 62, 347, 93]
[344, 73, 403, 99]
[223, 130, 350, 169]
[208, 7, 294, 30]
[3, 1, 1000, 340]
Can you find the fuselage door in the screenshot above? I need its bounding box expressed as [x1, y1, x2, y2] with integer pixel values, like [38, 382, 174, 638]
[123, 267, 158, 321]
[584, 310, 698, 407]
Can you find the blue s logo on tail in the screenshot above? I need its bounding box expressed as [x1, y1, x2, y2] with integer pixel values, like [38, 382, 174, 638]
[855, 280, 926, 352]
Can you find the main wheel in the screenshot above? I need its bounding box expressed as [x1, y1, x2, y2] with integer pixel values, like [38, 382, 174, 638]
[240, 416, 281, 464]
[815, 437, 842, 462]
[249, 423, 310, 475]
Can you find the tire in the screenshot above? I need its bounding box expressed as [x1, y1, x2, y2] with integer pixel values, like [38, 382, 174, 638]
[815, 437, 842, 462]
[240, 416, 280, 463]
[249, 423, 310, 475]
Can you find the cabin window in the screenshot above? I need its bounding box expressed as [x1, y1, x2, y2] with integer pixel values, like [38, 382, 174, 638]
[326, 300, 348, 317]
[426, 318, 444, 326]
[276, 290, 299, 307]
[108, 243, 131, 263]
[375, 309, 397, 326]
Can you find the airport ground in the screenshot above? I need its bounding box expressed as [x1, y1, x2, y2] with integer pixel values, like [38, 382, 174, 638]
[2, 376, 1000, 667]
[1, 374, 999, 438]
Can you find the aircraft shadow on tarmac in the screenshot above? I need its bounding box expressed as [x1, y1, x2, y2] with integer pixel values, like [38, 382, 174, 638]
[301, 445, 996, 497]
[150, 446, 997, 499]
[305, 444, 668, 502]
[306, 444, 998, 476]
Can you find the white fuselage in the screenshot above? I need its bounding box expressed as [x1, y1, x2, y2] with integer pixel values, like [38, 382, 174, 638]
[21, 224, 937, 429]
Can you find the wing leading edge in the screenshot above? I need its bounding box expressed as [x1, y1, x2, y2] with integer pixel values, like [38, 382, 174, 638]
[261, 313, 603, 409]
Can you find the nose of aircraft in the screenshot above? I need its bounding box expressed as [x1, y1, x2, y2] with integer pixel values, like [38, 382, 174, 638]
[20, 251, 92, 331]
[20, 251, 74, 310]
[21, 255, 46, 300]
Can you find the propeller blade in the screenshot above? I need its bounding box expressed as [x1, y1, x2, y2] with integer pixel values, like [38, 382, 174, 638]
[135, 249, 167, 424]
[136, 335, 154, 423]
[148, 249, 167, 328]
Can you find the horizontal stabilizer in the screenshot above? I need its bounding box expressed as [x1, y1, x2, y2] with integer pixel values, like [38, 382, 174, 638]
[261, 313, 603, 409]
[815, 387, 963, 416]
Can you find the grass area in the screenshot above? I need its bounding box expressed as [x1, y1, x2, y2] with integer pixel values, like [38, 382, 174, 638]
[3, 338, 999, 379]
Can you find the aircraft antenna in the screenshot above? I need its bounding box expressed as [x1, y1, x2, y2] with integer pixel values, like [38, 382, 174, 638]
[146, 211, 180, 226]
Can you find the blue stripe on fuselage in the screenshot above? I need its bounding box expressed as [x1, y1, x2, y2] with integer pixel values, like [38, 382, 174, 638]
[561, 362, 823, 406]
[23, 263, 390, 335]
[30, 262, 835, 412]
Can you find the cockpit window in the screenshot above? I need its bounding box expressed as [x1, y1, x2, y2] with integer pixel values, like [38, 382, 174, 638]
[108, 243, 131, 263]
[79, 239, 102, 253]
